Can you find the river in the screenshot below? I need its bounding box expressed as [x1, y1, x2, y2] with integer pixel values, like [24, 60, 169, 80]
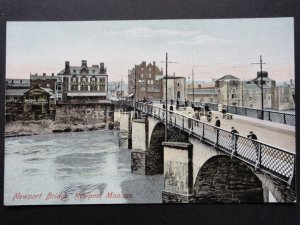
[4, 130, 164, 205]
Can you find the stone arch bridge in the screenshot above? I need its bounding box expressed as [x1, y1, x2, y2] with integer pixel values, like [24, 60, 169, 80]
[116, 102, 296, 203]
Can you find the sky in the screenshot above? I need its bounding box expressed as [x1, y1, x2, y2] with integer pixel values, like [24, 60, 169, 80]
[6, 18, 295, 82]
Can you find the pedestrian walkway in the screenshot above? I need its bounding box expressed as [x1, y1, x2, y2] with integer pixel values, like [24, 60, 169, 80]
[154, 103, 295, 153]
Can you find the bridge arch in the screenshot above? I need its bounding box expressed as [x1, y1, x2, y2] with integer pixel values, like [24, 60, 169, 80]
[193, 155, 264, 203]
[146, 119, 189, 175]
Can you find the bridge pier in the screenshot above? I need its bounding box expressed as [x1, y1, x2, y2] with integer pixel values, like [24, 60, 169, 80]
[131, 119, 148, 175]
[119, 112, 129, 148]
[162, 142, 195, 203]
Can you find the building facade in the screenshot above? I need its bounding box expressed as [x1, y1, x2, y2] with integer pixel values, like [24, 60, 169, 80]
[23, 86, 56, 120]
[243, 72, 276, 109]
[128, 61, 164, 101]
[6, 79, 30, 89]
[274, 79, 295, 110]
[215, 75, 244, 106]
[30, 73, 57, 90]
[163, 76, 187, 102]
[56, 60, 108, 103]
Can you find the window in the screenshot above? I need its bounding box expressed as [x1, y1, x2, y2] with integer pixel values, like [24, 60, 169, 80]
[232, 94, 236, 99]
[177, 91, 181, 98]
[249, 95, 253, 101]
[177, 82, 180, 87]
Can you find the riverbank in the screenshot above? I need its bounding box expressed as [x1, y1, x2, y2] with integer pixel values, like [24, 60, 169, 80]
[5, 120, 112, 138]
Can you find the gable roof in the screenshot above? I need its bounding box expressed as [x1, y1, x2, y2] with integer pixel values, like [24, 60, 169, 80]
[216, 75, 240, 81]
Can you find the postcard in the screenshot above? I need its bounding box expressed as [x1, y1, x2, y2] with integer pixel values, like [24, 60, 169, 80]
[4, 18, 296, 205]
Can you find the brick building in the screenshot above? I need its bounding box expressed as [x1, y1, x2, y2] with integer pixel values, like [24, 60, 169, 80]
[56, 60, 108, 103]
[128, 61, 163, 101]
[30, 73, 57, 90]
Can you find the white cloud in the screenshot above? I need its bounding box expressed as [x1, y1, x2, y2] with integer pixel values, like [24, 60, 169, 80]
[170, 34, 231, 45]
[105, 27, 203, 38]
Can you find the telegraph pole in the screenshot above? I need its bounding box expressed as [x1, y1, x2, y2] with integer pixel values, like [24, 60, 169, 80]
[165, 52, 168, 142]
[161, 52, 178, 142]
[191, 69, 195, 102]
[134, 66, 137, 118]
[252, 55, 266, 119]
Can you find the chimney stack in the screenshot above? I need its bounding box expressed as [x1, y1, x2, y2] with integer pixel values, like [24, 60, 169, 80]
[64, 61, 70, 74]
[81, 60, 87, 68]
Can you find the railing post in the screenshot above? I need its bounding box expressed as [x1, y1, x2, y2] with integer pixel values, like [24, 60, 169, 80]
[174, 114, 177, 126]
[231, 134, 237, 158]
[182, 115, 184, 130]
[214, 128, 219, 148]
[283, 114, 286, 124]
[268, 111, 271, 121]
[255, 142, 261, 170]
[202, 123, 205, 140]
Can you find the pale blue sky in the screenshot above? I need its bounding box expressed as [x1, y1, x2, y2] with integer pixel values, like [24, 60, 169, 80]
[6, 18, 294, 82]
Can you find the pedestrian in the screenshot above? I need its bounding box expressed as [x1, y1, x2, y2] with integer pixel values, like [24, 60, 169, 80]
[247, 131, 259, 160]
[222, 107, 227, 119]
[194, 110, 200, 126]
[171, 99, 174, 106]
[188, 112, 192, 129]
[185, 98, 188, 107]
[230, 127, 239, 151]
[215, 116, 221, 127]
[176, 99, 179, 110]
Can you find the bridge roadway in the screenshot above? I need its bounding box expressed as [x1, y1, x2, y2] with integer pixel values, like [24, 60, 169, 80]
[153, 103, 295, 153]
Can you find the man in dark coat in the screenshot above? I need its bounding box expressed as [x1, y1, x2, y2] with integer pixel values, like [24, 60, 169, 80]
[215, 116, 221, 127]
[230, 127, 239, 150]
[247, 131, 259, 160]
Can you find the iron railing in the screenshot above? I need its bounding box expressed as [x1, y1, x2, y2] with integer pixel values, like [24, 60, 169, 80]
[152, 100, 295, 126]
[136, 102, 295, 185]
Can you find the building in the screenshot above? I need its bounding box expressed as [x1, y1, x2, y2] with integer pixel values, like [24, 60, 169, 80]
[163, 76, 186, 102]
[243, 71, 276, 109]
[56, 60, 108, 103]
[187, 88, 218, 103]
[5, 79, 30, 89]
[5, 89, 28, 121]
[23, 86, 56, 120]
[215, 75, 244, 106]
[128, 61, 164, 101]
[274, 79, 295, 110]
[107, 81, 127, 100]
[30, 73, 57, 90]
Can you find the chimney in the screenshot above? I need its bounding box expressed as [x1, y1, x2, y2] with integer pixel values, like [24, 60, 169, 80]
[43, 73, 46, 76]
[64, 61, 70, 74]
[153, 61, 156, 67]
[100, 62, 106, 74]
[81, 60, 87, 68]
[290, 79, 293, 85]
[52, 73, 54, 77]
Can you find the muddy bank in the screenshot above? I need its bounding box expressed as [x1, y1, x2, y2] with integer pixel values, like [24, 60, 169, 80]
[5, 120, 113, 138]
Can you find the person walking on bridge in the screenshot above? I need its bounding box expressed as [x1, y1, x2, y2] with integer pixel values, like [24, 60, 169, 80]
[215, 116, 221, 128]
[247, 131, 259, 161]
[230, 127, 239, 152]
